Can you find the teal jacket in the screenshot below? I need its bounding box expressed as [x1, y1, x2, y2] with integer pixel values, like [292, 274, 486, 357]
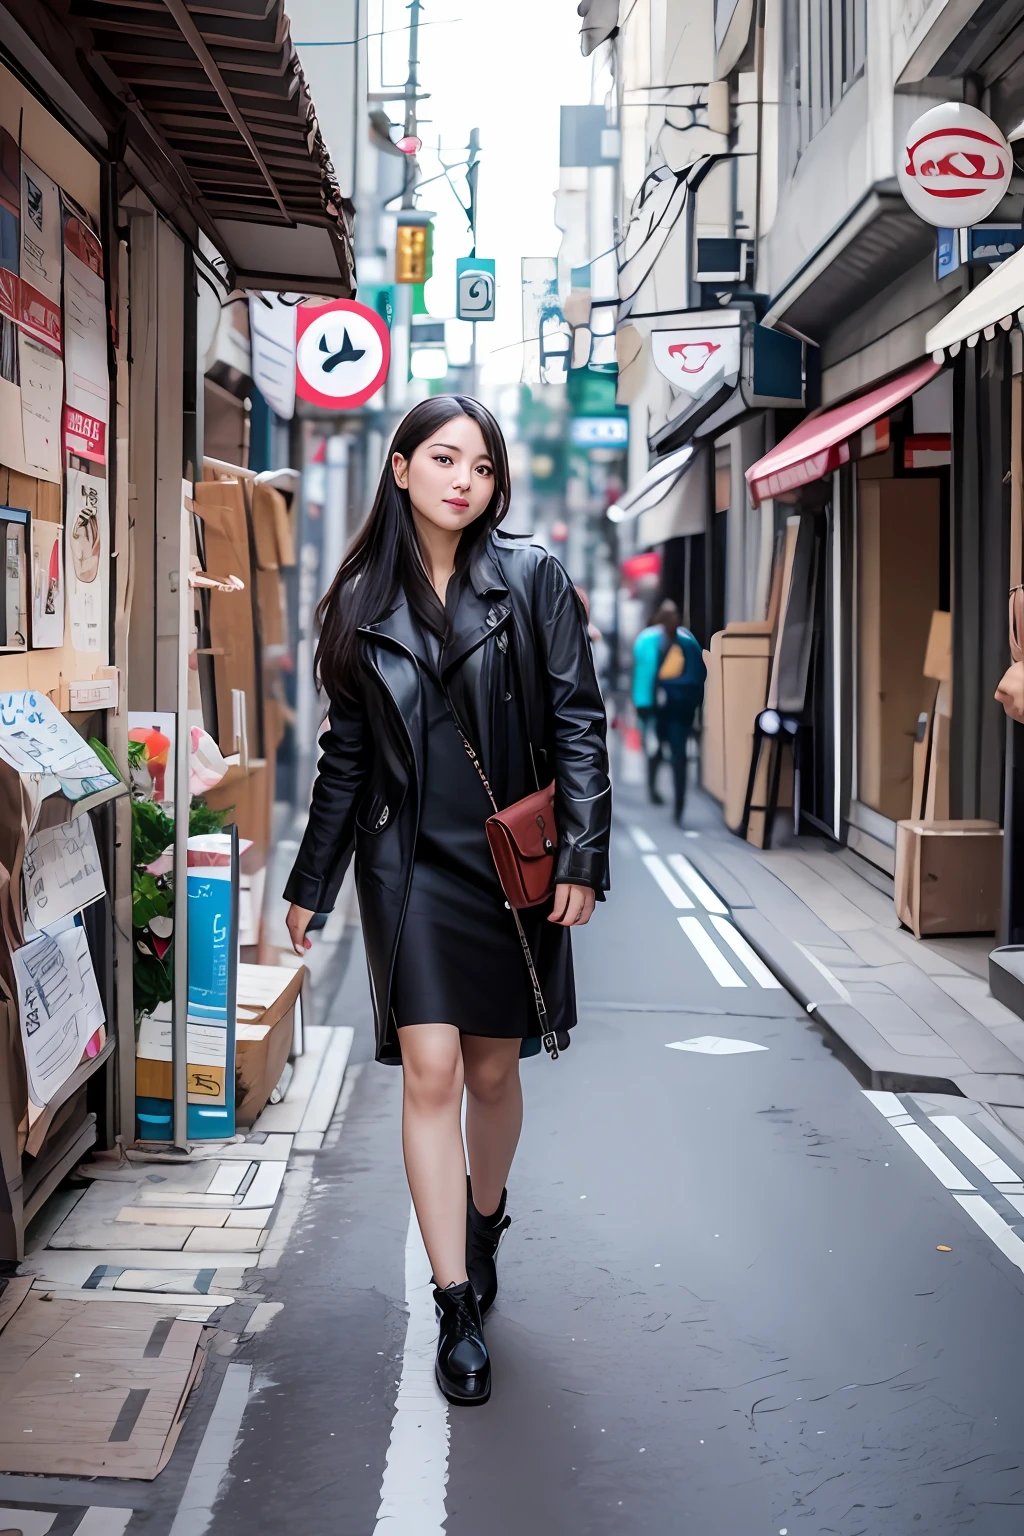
[632, 625, 706, 712]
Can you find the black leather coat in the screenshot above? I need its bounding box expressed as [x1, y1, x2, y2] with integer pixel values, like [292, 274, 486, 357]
[284, 534, 611, 1065]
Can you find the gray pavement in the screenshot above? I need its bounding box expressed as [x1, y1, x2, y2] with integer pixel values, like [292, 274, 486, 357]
[185, 775, 1024, 1534]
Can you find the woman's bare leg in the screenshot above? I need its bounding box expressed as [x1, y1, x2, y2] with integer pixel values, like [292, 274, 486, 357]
[398, 1023, 468, 1287]
[462, 1036, 523, 1217]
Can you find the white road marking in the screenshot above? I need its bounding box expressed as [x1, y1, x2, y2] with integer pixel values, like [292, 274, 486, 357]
[628, 825, 657, 853]
[0, 1512, 54, 1535]
[167, 1363, 252, 1536]
[709, 916, 782, 988]
[952, 1194, 1024, 1275]
[76, 1510, 134, 1536]
[930, 1116, 1020, 1186]
[862, 1090, 905, 1118]
[666, 1036, 768, 1055]
[374, 1204, 449, 1534]
[677, 917, 745, 987]
[666, 854, 728, 914]
[892, 1123, 975, 1191]
[642, 854, 694, 909]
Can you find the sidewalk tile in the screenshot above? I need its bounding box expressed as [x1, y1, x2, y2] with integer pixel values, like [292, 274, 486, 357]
[755, 852, 875, 932]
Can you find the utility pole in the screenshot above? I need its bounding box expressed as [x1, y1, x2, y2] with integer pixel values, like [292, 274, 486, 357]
[402, 0, 422, 210]
[467, 126, 480, 395]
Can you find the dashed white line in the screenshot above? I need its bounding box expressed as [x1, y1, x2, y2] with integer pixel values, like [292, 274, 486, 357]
[628, 825, 657, 853]
[930, 1115, 1019, 1186]
[666, 854, 728, 915]
[891, 1122, 975, 1191]
[642, 854, 694, 909]
[678, 917, 745, 987]
[709, 916, 782, 988]
[952, 1194, 1024, 1276]
[374, 1204, 449, 1534]
[862, 1091, 1024, 1279]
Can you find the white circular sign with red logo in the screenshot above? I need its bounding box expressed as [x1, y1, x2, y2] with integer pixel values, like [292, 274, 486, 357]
[295, 299, 390, 409]
[898, 102, 1012, 227]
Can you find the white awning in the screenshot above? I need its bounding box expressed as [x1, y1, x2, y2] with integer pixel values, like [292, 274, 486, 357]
[607, 444, 694, 522]
[637, 450, 708, 546]
[926, 245, 1024, 358]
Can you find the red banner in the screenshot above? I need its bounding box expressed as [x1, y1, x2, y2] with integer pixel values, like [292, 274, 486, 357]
[0, 268, 62, 354]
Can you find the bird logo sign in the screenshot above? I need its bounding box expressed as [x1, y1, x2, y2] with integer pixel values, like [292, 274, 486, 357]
[651, 324, 741, 400]
[897, 102, 1012, 227]
[295, 299, 391, 408]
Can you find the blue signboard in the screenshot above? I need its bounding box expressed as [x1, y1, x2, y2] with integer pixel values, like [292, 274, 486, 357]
[570, 416, 629, 448]
[936, 228, 960, 281]
[966, 226, 1024, 266]
[456, 257, 496, 322]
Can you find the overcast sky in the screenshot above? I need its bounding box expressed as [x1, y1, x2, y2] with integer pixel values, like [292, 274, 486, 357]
[370, 0, 593, 384]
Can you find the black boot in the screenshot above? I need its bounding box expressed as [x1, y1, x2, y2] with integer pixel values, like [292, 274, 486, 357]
[433, 1281, 491, 1406]
[646, 751, 664, 805]
[467, 1179, 511, 1315]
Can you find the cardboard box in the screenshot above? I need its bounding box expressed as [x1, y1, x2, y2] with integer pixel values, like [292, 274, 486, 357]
[234, 963, 305, 1127]
[701, 636, 724, 803]
[894, 819, 1002, 938]
[923, 610, 952, 683]
[193, 476, 261, 757]
[721, 623, 773, 832]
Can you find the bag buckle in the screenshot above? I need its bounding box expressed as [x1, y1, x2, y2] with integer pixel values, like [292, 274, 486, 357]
[542, 1031, 559, 1060]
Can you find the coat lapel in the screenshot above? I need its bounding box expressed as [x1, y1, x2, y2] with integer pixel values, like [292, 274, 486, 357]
[360, 595, 427, 777]
[440, 543, 511, 680]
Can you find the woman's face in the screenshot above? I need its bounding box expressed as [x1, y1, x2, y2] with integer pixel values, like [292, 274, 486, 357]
[392, 414, 495, 535]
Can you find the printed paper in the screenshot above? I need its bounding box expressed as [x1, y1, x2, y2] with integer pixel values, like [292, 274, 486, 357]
[63, 212, 108, 461]
[19, 155, 61, 308]
[23, 817, 105, 932]
[65, 466, 108, 652]
[0, 689, 119, 798]
[20, 338, 62, 481]
[1, 508, 27, 652]
[29, 519, 63, 648]
[14, 924, 104, 1105]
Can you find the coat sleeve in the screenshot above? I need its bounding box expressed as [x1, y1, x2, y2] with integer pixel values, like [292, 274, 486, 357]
[282, 695, 369, 911]
[534, 555, 612, 894]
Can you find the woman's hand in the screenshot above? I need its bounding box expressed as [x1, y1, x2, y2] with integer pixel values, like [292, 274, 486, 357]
[286, 904, 316, 956]
[548, 883, 596, 927]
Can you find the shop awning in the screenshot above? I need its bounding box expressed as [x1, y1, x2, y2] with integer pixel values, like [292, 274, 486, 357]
[46, 0, 355, 294]
[637, 449, 709, 546]
[745, 358, 941, 507]
[926, 244, 1024, 358]
[607, 444, 694, 522]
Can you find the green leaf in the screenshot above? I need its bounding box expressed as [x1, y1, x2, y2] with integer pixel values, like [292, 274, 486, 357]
[88, 737, 124, 783]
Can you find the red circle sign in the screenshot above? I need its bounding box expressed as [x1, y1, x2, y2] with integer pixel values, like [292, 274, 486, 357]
[295, 299, 391, 409]
[898, 102, 1012, 228]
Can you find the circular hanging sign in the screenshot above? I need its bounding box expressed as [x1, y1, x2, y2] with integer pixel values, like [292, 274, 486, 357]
[295, 299, 390, 409]
[898, 102, 1013, 227]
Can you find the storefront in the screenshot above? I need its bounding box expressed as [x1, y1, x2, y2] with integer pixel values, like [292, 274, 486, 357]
[0, 0, 354, 1261]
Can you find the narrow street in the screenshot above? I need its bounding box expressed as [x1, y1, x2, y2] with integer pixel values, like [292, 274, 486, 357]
[199, 778, 1024, 1534]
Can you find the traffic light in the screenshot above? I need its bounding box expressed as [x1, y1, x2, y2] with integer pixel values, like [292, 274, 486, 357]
[396, 219, 432, 285]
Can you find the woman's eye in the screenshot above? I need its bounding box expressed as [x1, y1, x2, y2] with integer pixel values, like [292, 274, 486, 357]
[433, 455, 452, 465]
[476, 465, 493, 477]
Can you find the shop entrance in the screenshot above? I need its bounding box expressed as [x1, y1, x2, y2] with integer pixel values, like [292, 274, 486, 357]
[850, 395, 950, 867]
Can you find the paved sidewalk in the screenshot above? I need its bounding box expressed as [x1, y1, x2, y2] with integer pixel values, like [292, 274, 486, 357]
[678, 797, 1024, 1140]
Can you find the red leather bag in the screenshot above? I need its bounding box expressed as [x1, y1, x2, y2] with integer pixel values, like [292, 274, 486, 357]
[485, 781, 558, 909]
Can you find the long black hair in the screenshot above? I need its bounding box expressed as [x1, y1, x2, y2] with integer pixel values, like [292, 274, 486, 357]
[315, 394, 511, 702]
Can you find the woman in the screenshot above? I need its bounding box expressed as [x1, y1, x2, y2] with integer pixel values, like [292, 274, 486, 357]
[284, 396, 611, 1407]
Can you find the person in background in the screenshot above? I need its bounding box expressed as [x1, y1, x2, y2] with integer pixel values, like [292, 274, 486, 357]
[632, 599, 706, 823]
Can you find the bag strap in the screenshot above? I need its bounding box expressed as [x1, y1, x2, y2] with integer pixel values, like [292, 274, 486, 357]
[503, 611, 542, 794]
[456, 724, 559, 1061]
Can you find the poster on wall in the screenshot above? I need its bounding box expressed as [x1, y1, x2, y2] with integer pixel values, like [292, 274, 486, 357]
[20, 338, 62, 480]
[20, 155, 61, 309]
[62, 207, 107, 464]
[65, 466, 108, 653]
[1, 505, 28, 652]
[30, 518, 63, 648]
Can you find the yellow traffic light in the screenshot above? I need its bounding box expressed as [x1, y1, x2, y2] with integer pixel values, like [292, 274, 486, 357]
[396, 221, 432, 284]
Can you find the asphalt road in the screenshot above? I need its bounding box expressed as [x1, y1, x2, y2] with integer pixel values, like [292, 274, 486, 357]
[207, 780, 1024, 1535]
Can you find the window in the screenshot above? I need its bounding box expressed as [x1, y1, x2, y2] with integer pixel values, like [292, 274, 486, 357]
[783, 0, 867, 174]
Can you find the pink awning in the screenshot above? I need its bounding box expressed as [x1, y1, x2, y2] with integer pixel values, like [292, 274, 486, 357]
[745, 358, 942, 506]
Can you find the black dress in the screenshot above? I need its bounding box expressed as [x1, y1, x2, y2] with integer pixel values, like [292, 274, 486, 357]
[389, 627, 545, 1037]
